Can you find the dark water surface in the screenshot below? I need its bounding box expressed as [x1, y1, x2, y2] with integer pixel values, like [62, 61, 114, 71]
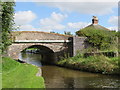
[19, 53, 120, 88]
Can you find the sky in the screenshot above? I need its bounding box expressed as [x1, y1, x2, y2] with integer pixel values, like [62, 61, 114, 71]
[13, 0, 119, 34]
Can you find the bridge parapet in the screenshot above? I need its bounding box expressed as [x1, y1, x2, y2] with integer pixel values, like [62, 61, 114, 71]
[12, 31, 71, 41]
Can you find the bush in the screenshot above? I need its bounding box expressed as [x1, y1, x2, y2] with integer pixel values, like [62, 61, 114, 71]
[76, 27, 117, 50]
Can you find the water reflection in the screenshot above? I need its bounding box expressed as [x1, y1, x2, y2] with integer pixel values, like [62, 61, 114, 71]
[42, 65, 120, 88]
[19, 52, 42, 67]
[19, 53, 120, 88]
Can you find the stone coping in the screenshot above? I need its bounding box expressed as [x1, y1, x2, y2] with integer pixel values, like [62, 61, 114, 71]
[12, 31, 73, 37]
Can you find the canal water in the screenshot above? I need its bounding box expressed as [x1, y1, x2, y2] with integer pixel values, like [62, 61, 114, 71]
[19, 52, 120, 88]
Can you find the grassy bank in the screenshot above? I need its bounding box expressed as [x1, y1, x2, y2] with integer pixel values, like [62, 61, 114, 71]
[2, 57, 45, 88]
[56, 54, 120, 75]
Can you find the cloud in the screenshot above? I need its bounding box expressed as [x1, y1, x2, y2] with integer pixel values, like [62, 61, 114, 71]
[107, 16, 119, 31]
[39, 12, 67, 31]
[108, 27, 118, 31]
[14, 11, 37, 25]
[14, 11, 67, 32]
[67, 22, 90, 29]
[37, 2, 117, 15]
[14, 11, 91, 33]
[14, 11, 38, 31]
[108, 16, 118, 26]
[40, 24, 65, 31]
[19, 24, 36, 30]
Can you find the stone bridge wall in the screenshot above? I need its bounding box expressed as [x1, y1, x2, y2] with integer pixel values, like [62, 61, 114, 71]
[7, 31, 87, 63]
[12, 31, 70, 40]
[7, 42, 69, 60]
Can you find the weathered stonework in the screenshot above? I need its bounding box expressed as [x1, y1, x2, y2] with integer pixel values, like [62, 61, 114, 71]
[73, 36, 87, 56]
[7, 43, 69, 59]
[12, 31, 70, 41]
[8, 31, 87, 63]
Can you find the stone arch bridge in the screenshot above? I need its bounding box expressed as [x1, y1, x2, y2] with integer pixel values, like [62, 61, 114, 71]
[7, 31, 86, 63]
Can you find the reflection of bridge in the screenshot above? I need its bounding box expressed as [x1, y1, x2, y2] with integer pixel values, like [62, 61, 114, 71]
[7, 31, 86, 63]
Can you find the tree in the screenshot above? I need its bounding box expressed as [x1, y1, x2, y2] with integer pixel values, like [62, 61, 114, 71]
[50, 31, 55, 33]
[0, 1, 15, 53]
[64, 31, 73, 35]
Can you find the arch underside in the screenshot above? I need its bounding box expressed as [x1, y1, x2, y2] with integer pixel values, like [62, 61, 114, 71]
[25, 45, 54, 53]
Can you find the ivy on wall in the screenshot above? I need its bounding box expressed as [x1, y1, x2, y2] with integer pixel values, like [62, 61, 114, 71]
[76, 27, 117, 51]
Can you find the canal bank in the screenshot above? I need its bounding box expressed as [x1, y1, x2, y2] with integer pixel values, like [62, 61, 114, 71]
[56, 54, 120, 75]
[2, 57, 45, 88]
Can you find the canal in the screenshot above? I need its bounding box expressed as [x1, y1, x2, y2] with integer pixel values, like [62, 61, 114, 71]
[19, 52, 120, 88]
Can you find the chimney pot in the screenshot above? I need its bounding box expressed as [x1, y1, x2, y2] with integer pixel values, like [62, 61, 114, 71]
[92, 16, 98, 25]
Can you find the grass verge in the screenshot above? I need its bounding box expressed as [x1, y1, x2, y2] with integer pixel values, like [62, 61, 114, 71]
[56, 54, 120, 75]
[2, 57, 45, 88]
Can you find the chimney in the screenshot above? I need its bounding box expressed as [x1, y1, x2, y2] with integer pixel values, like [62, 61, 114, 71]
[92, 16, 98, 25]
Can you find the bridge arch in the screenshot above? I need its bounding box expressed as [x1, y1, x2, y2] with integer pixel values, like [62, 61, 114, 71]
[19, 45, 55, 64]
[21, 45, 54, 53]
[7, 43, 68, 63]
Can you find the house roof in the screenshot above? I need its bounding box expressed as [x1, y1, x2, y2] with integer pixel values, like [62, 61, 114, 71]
[84, 24, 110, 31]
[77, 16, 110, 32]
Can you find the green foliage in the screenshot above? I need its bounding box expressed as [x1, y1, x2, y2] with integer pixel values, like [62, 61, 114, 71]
[57, 54, 119, 74]
[2, 57, 45, 88]
[0, 2, 15, 52]
[26, 48, 38, 50]
[64, 31, 73, 35]
[50, 31, 55, 33]
[116, 31, 120, 37]
[76, 27, 117, 50]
